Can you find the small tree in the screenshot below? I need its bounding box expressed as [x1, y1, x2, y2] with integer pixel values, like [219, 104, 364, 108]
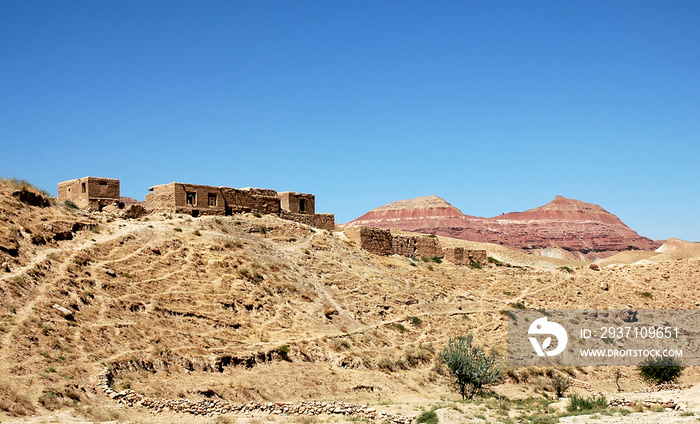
[637, 356, 685, 385]
[440, 334, 501, 399]
[551, 375, 571, 398]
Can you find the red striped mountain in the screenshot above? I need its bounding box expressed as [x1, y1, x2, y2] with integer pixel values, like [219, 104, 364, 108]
[345, 195, 661, 260]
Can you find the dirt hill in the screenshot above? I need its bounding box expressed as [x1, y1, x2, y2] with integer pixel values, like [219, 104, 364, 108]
[345, 195, 660, 261]
[1, 179, 699, 423]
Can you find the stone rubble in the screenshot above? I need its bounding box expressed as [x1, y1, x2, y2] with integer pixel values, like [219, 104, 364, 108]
[608, 396, 687, 411]
[635, 382, 694, 393]
[97, 369, 414, 423]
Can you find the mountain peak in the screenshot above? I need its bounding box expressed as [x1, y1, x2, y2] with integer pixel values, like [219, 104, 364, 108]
[346, 194, 660, 259]
[372, 196, 460, 213]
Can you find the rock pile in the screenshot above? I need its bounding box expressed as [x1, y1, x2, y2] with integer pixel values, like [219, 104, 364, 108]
[97, 369, 413, 423]
[608, 396, 686, 411]
[636, 383, 694, 393]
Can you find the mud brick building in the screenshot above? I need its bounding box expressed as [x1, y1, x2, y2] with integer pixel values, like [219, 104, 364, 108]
[145, 182, 335, 230]
[344, 226, 394, 256]
[344, 226, 445, 259]
[443, 246, 488, 266]
[391, 234, 444, 258]
[278, 191, 335, 230]
[57, 177, 121, 211]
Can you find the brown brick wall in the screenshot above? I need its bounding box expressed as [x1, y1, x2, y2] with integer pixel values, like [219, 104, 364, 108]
[278, 191, 315, 215]
[222, 187, 280, 215]
[391, 234, 443, 258]
[58, 177, 120, 210]
[443, 247, 488, 266]
[415, 236, 443, 258]
[280, 211, 335, 230]
[344, 226, 393, 256]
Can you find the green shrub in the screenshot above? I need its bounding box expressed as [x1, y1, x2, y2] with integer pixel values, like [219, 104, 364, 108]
[193, 229, 201, 236]
[509, 302, 526, 310]
[253, 212, 262, 218]
[637, 356, 684, 384]
[551, 375, 571, 398]
[416, 409, 438, 424]
[469, 260, 482, 269]
[488, 256, 503, 266]
[637, 291, 653, 299]
[558, 266, 573, 274]
[64, 200, 78, 209]
[440, 334, 502, 399]
[407, 316, 422, 326]
[392, 323, 407, 333]
[566, 394, 607, 412]
[173, 227, 182, 232]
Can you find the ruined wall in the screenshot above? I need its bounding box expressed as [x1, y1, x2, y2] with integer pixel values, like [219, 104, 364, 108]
[391, 235, 418, 257]
[58, 177, 120, 211]
[443, 247, 488, 266]
[415, 236, 443, 258]
[344, 226, 393, 256]
[467, 249, 488, 266]
[280, 212, 335, 230]
[145, 184, 176, 213]
[278, 192, 315, 215]
[391, 235, 443, 258]
[223, 188, 280, 215]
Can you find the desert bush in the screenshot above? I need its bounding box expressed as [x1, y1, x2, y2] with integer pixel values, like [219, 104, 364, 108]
[64, 200, 78, 209]
[0, 379, 35, 416]
[404, 343, 435, 366]
[637, 356, 684, 384]
[416, 409, 438, 424]
[407, 315, 423, 326]
[440, 334, 502, 399]
[469, 261, 482, 269]
[551, 375, 571, 398]
[558, 266, 573, 274]
[391, 323, 407, 333]
[488, 256, 503, 265]
[566, 394, 607, 413]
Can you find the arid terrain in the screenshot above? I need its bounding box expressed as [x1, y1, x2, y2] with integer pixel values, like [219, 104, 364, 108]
[345, 196, 661, 261]
[1, 178, 700, 423]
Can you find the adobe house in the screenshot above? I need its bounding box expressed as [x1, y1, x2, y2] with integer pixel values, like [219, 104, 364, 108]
[145, 183, 334, 229]
[58, 177, 121, 211]
[278, 191, 335, 230]
[278, 191, 315, 214]
[443, 247, 488, 267]
[145, 183, 225, 217]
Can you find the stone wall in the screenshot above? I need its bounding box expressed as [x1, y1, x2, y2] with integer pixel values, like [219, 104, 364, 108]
[443, 247, 488, 266]
[223, 187, 280, 215]
[281, 211, 335, 230]
[391, 235, 443, 258]
[279, 191, 315, 214]
[58, 177, 120, 211]
[344, 226, 393, 256]
[415, 236, 443, 258]
[146, 183, 333, 228]
[146, 183, 226, 216]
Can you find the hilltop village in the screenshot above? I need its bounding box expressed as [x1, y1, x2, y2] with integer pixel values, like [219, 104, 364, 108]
[56, 176, 487, 266]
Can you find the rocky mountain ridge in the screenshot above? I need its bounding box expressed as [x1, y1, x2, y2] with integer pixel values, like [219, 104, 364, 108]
[346, 195, 661, 260]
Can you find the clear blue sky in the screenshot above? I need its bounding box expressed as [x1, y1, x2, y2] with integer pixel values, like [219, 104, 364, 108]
[1, 1, 698, 241]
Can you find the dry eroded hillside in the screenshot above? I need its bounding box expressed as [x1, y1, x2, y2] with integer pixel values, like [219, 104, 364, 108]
[1, 180, 700, 423]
